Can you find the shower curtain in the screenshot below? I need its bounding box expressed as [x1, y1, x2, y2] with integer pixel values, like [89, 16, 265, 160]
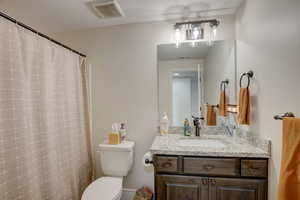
[0, 18, 93, 200]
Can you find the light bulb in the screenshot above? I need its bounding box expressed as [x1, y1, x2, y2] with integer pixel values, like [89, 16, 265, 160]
[174, 28, 181, 48]
[192, 27, 199, 40]
[212, 26, 217, 39]
[207, 25, 212, 46]
[175, 28, 180, 40]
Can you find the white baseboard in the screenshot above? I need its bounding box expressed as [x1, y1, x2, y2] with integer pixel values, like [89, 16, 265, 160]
[121, 188, 137, 200]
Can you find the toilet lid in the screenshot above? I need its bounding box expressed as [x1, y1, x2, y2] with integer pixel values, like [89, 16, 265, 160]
[81, 177, 122, 200]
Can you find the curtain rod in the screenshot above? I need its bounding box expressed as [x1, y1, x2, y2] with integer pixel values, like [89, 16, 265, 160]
[0, 11, 86, 58]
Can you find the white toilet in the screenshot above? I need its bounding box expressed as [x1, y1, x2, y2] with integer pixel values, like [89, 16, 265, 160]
[81, 141, 135, 200]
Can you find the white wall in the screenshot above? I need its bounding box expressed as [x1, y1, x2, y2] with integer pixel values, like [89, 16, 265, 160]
[53, 15, 235, 190]
[235, 0, 300, 199]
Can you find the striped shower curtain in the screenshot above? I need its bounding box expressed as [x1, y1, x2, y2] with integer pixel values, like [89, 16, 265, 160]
[0, 17, 93, 200]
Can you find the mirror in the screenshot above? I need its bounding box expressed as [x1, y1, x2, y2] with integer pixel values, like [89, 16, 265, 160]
[158, 40, 236, 127]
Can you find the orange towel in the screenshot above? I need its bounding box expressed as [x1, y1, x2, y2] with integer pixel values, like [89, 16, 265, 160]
[219, 91, 227, 116]
[278, 118, 300, 200]
[238, 88, 250, 125]
[207, 104, 216, 126]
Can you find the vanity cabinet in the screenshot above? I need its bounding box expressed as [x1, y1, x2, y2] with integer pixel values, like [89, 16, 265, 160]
[154, 155, 268, 200]
[156, 175, 208, 200]
[210, 177, 267, 200]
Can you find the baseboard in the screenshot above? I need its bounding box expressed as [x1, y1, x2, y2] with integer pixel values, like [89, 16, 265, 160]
[121, 188, 137, 200]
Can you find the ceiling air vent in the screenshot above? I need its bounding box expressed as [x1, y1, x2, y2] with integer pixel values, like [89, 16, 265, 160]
[90, 0, 124, 18]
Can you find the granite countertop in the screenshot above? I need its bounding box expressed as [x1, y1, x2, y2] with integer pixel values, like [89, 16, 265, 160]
[150, 133, 271, 158]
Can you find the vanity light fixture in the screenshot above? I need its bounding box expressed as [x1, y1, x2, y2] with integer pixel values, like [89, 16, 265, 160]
[173, 19, 220, 47]
[174, 25, 181, 48]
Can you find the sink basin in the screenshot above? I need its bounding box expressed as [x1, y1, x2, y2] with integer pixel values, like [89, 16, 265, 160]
[177, 139, 226, 148]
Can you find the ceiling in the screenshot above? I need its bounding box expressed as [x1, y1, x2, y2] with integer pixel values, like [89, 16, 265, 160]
[0, 0, 243, 33]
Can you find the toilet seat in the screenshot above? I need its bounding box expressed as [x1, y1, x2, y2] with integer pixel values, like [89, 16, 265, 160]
[81, 177, 122, 200]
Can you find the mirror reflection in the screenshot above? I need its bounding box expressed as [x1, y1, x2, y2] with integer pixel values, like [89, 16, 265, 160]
[158, 40, 236, 127]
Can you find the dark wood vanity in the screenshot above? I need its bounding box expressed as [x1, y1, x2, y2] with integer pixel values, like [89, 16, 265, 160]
[153, 155, 268, 200]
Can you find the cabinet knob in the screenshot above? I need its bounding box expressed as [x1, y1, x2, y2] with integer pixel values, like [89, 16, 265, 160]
[203, 164, 215, 171]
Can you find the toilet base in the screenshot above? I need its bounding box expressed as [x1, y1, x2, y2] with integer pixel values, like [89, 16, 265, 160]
[81, 177, 123, 200]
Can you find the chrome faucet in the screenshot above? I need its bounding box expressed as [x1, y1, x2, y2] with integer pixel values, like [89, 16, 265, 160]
[192, 116, 204, 137]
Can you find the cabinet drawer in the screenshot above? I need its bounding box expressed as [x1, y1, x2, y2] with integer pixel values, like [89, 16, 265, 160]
[183, 157, 240, 176]
[241, 159, 268, 178]
[154, 156, 178, 173]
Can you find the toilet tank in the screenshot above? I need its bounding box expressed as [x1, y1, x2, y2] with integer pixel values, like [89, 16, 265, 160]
[99, 141, 135, 177]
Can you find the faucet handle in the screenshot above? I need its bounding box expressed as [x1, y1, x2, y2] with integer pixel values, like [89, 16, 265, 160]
[192, 116, 205, 120]
[192, 116, 205, 127]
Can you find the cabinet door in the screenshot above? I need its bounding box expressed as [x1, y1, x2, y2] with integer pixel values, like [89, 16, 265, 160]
[209, 178, 267, 200]
[156, 175, 209, 200]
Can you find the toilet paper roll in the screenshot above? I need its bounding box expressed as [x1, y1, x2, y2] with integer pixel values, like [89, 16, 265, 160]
[143, 152, 153, 167]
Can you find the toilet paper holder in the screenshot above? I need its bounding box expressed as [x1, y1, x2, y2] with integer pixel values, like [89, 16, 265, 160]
[145, 159, 153, 164]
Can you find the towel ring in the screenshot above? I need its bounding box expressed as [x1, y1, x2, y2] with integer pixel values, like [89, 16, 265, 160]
[239, 70, 254, 88]
[220, 79, 229, 91]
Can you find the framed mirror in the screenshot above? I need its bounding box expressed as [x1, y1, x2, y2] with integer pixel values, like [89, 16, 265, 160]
[158, 40, 236, 127]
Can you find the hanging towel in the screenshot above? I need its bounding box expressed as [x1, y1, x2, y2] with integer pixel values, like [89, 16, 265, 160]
[207, 104, 217, 126]
[238, 88, 250, 125]
[278, 118, 300, 200]
[219, 91, 227, 116]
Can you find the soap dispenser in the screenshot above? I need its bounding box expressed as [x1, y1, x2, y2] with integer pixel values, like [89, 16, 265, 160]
[183, 118, 192, 136]
[160, 112, 169, 135]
